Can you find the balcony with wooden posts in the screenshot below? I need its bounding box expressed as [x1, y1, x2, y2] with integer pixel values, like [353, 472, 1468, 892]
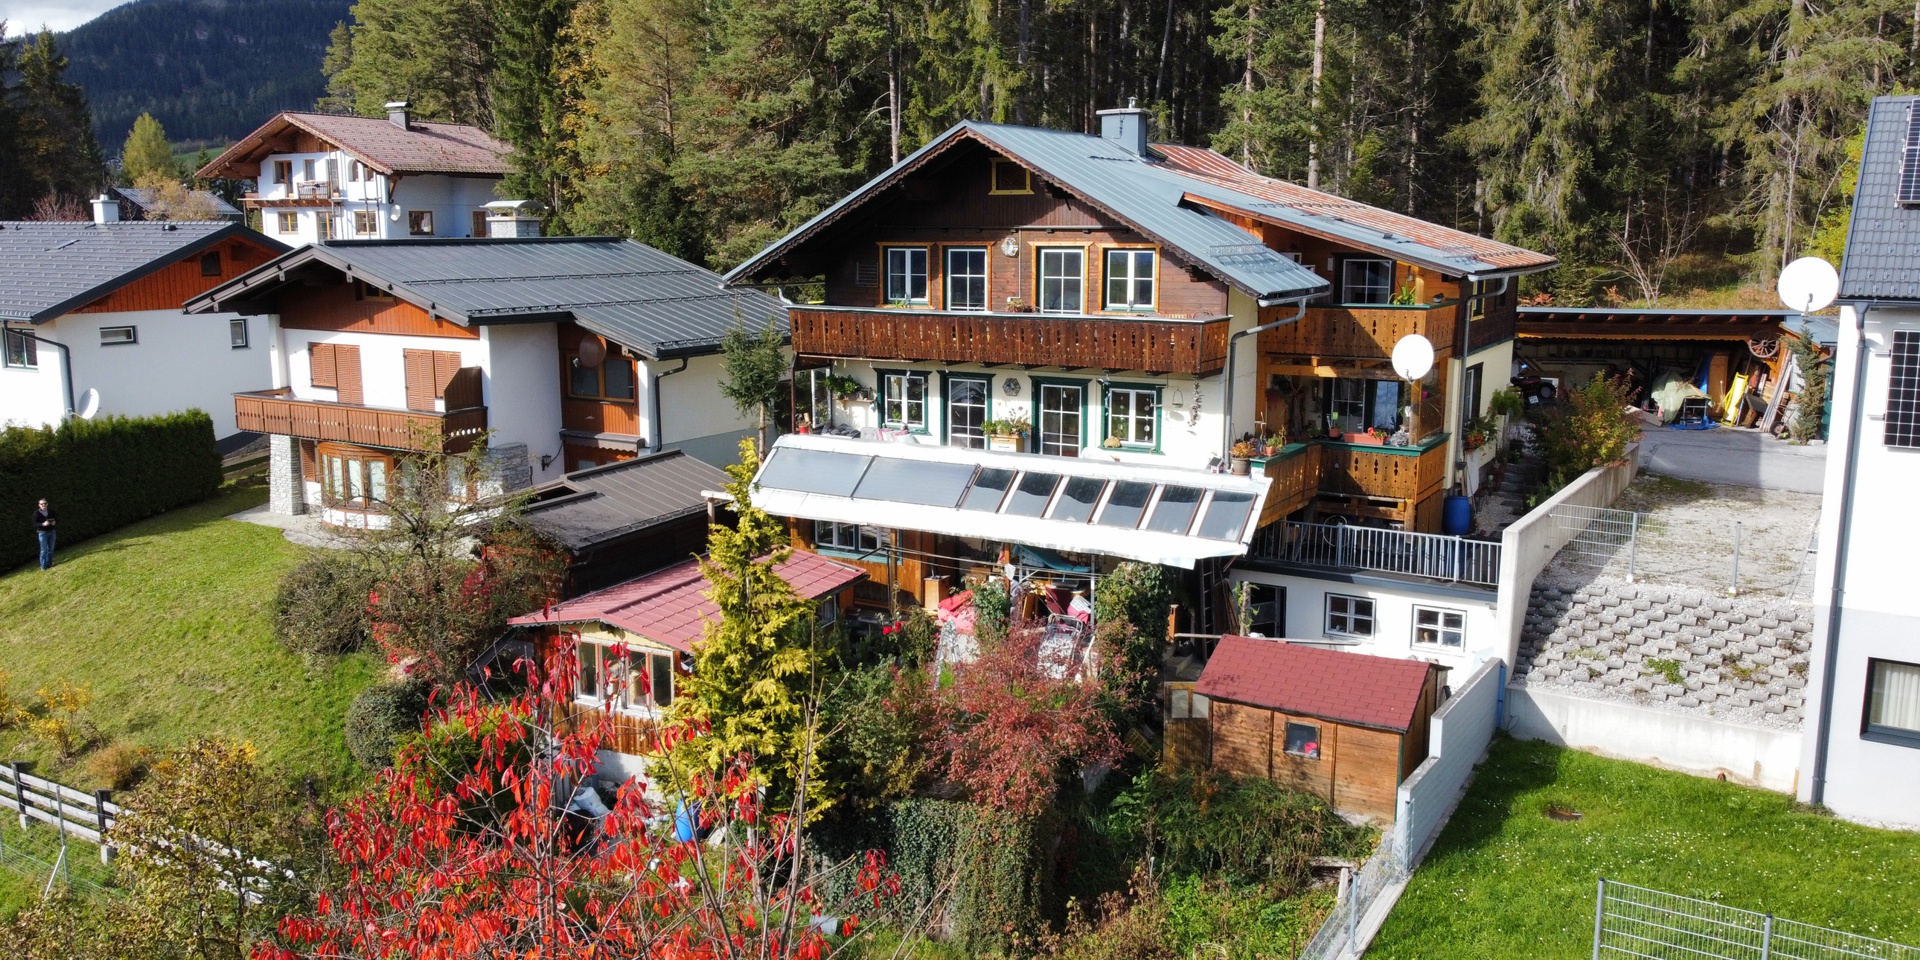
[1259, 302, 1459, 364]
[1247, 433, 1452, 534]
[234, 388, 488, 452]
[789, 304, 1232, 375]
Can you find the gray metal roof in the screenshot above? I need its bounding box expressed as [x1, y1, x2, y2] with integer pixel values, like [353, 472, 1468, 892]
[0, 220, 277, 323]
[111, 186, 244, 219]
[523, 449, 728, 551]
[188, 237, 788, 358]
[1841, 96, 1920, 301]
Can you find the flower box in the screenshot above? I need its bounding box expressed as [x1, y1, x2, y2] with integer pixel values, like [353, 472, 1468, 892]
[988, 434, 1026, 453]
[1345, 431, 1386, 446]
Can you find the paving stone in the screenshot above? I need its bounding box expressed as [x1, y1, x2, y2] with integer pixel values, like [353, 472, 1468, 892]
[1710, 598, 1734, 614]
[1629, 615, 1650, 629]
[1708, 617, 1731, 631]
[1740, 638, 1761, 654]
[1599, 610, 1620, 625]
[1679, 695, 1701, 707]
[1651, 688, 1669, 702]
[1767, 663, 1790, 678]
[1766, 701, 1786, 714]
[1759, 615, 1781, 630]
[1706, 636, 1727, 650]
[1753, 651, 1775, 666]
[1786, 675, 1806, 690]
[1791, 638, 1812, 653]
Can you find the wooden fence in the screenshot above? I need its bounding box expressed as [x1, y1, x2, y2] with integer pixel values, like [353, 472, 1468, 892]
[3, 760, 119, 863]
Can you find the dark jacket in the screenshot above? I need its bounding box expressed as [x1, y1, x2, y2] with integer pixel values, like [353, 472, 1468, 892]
[33, 508, 55, 532]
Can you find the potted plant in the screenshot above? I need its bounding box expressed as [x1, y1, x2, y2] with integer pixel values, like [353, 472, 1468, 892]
[1326, 414, 1343, 438]
[1390, 283, 1418, 306]
[1261, 431, 1287, 457]
[824, 374, 864, 410]
[1005, 296, 1033, 313]
[1102, 432, 1124, 449]
[1229, 440, 1257, 475]
[987, 414, 1030, 453]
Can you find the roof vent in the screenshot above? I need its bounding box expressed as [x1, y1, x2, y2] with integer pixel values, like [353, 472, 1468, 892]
[91, 194, 120, 225]
[1096, 98, 1150, 157]
[385, 101, 410, 130]
[484, 199, 546, 238]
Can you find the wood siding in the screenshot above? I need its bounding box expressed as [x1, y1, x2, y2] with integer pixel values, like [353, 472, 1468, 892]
[71, 238, 278, 314]
[1209, 695, 1427, 823]
[1259, 304, 1458, 362]
[791, 306, 1231, 375]
[280, 283, 481, 339]
[1210, 700, 1274, 780]
[234, 386, 486, 451]
[1467, 286, 1518, 352]
[789, 522, 933, 610]
[1318, 442, 1449, 505]
[559, 322, 641, 435]
[1327, 725, 1402, 822]
[1258, 444, 1323, 527]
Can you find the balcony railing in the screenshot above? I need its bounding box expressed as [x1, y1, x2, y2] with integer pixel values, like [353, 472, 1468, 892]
[234, 388, 487, 452]
[790, 305, 1231, 374]
[1259, 303, 1459, 361]
[1248, 519, 1502, 586]
[1319, 437, 1450, 504]
[1255, 443, 1322, 528]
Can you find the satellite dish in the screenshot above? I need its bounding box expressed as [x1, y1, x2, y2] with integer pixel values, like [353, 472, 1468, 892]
[76, 388, 99, 420]
[1777, 256, 1839, 314]
[576, 334, 607, 368]
[1391, 334, 1435, 381]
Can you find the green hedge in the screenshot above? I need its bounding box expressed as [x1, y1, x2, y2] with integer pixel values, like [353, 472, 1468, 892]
[0, 412, 222, 570]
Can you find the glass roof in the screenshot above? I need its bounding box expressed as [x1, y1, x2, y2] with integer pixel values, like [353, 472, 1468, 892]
[853, 457, 977, 507]
[960, 467, 1016, 512]
[1195, 491, 1256, 541]
[756, 447, 870, 498]
[1144, 485, 1204, 535]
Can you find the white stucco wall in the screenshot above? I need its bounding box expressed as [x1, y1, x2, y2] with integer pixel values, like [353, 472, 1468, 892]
[1512, 685, 1803, 792]
[650, 351, 762, 468]
[0, 325, 69, 428]
[2, 311, 270, 437]
[480, 324, 565, 485]
[1227, 567, 1500, 682]
[256, 150, 501, 246]
[283, 328, 487, 410]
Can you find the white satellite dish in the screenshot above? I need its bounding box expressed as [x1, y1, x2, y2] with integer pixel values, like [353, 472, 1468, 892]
[1777, 256, 1839, 314]
[76, 388, 99, 420]
[1391, 334, 1435, 381]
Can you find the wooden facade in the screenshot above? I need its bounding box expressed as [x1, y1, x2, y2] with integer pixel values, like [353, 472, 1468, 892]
[1257, 444, 1323, 527]
[234, 386, 487, 451]
[72, 237, 280, 314]
[558, 321, 642, 438]
[789, 305, 1231, 375]
[279, 284, 482, 339]
[1259, 304, 1458, 363]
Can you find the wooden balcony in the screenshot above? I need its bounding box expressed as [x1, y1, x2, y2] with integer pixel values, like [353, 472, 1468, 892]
[790, 305, 1231, 374]
[1248, 436, 1452, 533]
[234, 388, 487, 452]
[1259, 303, 1458, 362]
[1255, 443, 1323, 528]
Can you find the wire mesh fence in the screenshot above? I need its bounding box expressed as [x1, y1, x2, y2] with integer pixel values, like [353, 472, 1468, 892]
[1549, 504, 1816, 601]
[1297, 823, 1408, 960]
[1593, 879, 1920, 960]
[0, 820, 122, 901]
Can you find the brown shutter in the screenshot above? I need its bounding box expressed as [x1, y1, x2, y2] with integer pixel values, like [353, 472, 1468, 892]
[298, 440, 317, 480]
[432, 350, 462, 397]
[309, 343, 337, 388]
[334, 344, 364, 405]
[443, 366, 483, 410]
[403, 349, 436, 411]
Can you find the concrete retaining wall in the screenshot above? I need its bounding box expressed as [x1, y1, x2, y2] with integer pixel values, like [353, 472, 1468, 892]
[1507, 685, 1802, 792]
[1494, 444, 1642, 666]
[1396, 658, 1504, 863]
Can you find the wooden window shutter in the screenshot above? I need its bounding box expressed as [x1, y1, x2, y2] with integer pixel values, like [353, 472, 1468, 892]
[403, 349, 436, 411]
[310, 343, 338, 388]
[334, 344, 364, 405]
[432, 351, 462, 397]
[443, 366, 482, 410]
[298, 440, 317, 480]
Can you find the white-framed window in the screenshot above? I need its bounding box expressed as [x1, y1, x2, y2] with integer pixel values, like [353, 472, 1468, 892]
[302, 158, 316, 181]
[1037, 248, 1085, 314]
[1413, 605, 1466, 649]
[574, 641, 675, 715]
[1340, 258, 1393, 304]
[99, 325, 137, 346]
[1245, 583, 1285, 637]
[1103, 249, 1155, 310]
[946, 247, 988, 311]
[229, 319, 250, 349]
[1105, 385, 1157, 448]
[1325, 594, 1374, 637]
[1329, 378, 1368, 425]
[408, 210, 434, 236]
[1283, 720, 1321, 759]
[3, 328, 37, 369]
[354, 211, 379, 236]
[884, 247, 929, 304]
[277, 212, 298, 234]
[815, 520, 881, 554]
[817, 596, 840, 628]
[880, 370, 928, 431]
[946, 376, 989, 448]
[1865, 659, 1920, 747]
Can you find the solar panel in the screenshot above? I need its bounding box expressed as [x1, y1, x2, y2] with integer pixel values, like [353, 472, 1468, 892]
[755, 448, 871, 497]
[1886, 330, 1920, 448]
[1047, 477, 1108, 523]
[1900, 102, 1920, 206]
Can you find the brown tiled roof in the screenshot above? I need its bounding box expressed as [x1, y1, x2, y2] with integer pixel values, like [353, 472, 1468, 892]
[508, 551, 866, 652]
[1194, 635, 1434, 732]
[197, 111, 510, 179]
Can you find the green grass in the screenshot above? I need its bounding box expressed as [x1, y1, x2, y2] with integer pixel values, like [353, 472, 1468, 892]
[0, 819, 123, 919]
[1370, 737, 1920, 959]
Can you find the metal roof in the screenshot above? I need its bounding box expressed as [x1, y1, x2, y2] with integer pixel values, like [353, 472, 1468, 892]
[197, 111, 511, 179]
[186, 237, 788, 359]
[111, 186, 244, 219]
[1840, 96, 1920, 301]
[1516, 306, 1798, 341]
[523, 450, 731, 552]
[0, 220, 283, 323]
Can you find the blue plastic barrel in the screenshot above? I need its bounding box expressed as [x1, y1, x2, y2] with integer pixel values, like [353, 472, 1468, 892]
[1442, 495, 1473, 536]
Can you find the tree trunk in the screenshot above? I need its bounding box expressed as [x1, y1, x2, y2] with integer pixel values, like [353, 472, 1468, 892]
[1243, 0, 1257, 165]
[1017, 0, 1031, 124]
[1308, 0, 1326, 189]
[1154, 0, 1175, 101]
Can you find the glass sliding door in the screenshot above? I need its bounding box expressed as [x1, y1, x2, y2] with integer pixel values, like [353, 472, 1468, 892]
[947, 376, 989, 448]
[1038, 382, 1085, 457]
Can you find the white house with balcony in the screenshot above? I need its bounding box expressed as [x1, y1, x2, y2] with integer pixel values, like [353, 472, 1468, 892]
[197, 104, 510, 247]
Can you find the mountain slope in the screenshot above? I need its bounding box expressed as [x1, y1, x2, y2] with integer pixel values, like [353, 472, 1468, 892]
[61, 0, 351, 149]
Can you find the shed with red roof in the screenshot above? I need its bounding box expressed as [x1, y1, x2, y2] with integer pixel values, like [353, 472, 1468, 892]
[1191, 635, 1441, 822]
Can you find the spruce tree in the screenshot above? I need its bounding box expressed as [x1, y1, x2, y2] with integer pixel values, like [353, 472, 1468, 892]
[11, 30, 105, 211]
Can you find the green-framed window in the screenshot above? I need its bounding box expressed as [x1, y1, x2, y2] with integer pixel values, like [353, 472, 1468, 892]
[878, 369, 930, 433]
[1033, 376, 1089, 456]
[1101, 382, 1161, 451]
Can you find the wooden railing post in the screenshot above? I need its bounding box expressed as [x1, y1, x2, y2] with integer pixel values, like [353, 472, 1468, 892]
[8, 761, 26, 830]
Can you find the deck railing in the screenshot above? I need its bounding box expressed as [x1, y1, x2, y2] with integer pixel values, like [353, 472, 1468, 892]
[1248, 519, 1502, 586]
[234, 388, 487, 452]
[789, 305, 1232, 374]
[1259, 302, 1459, 360]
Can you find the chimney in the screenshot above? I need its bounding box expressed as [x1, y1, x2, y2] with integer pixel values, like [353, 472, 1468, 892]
[1096, 97, 1150, 157]
[385, 101, 410, 130]
[483, 199, 546, 238]
[92, 193, 120, 224]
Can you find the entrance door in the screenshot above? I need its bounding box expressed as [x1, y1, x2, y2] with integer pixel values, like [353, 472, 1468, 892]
[947, 377, 988, 448]
[1038, 382, 1084, 457]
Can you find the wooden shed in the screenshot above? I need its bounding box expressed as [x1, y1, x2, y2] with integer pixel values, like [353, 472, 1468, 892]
[1192, 636, 1442, 823]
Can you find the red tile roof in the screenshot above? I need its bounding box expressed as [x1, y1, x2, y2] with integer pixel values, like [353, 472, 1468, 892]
[509, 551, 865, 652]
[198, 112, 511, 179]
[1194, 636, 1435, 733]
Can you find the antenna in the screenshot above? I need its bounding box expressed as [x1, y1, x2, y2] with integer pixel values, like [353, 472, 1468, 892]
[76, 388, 100, 420]
[1391, 334, 1435, 381]
[1776, 256, 1839, 314]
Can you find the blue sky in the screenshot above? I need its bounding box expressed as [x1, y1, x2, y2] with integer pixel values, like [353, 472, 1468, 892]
[3, 0, 121, 35]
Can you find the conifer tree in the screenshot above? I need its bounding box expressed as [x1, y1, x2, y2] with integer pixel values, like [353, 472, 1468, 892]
[121, 112, 176, 183]
[10, 29, 104, 211]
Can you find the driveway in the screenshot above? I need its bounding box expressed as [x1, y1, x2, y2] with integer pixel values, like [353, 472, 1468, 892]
[1637, 425, 1827, 493]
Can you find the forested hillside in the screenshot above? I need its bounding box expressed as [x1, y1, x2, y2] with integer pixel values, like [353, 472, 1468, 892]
[60, 0, 349, 147]
[321, 0, 1918, 302]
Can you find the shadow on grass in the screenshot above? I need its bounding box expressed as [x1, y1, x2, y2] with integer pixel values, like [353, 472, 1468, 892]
[1414, 735, 1565, 863]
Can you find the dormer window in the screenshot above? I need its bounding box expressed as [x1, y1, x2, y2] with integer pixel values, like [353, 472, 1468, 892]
[884, 247, 928, 305]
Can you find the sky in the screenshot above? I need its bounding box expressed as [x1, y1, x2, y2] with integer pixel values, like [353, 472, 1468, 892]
[2, 0, 119, 34]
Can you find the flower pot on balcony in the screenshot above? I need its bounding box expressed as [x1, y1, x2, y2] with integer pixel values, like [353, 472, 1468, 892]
[1346, 431, 1386, 446]
[988, 434, 1027, 453]
[1230, 456, 1252, 476]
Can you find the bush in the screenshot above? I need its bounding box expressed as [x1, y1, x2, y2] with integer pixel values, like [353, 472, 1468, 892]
[1094, 562, 1175, 707]
[1532, 373, 1641, 497]
[0, 412, 221, 571]
[1106, 769, 1373, 892]
[273, 552, 376, 656]
[970, 578, 1010, 642]
[86, 741, 153, 790]
[29, 680, 96, 758]
[343, 679, 432, 770]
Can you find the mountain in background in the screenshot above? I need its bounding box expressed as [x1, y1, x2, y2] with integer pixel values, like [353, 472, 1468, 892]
[60, 0, 351, 151]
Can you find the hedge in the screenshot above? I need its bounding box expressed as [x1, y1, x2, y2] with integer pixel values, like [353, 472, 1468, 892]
[0, 411, 222, 570]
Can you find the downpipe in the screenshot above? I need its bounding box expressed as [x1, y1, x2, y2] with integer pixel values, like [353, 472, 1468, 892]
[647, 355, 691, 454]
[1810, 303, 1870, 807]
[1222, 297, 1309, 456]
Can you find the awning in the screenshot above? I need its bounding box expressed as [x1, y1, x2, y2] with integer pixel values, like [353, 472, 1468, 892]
[751, 435, 1271, 569]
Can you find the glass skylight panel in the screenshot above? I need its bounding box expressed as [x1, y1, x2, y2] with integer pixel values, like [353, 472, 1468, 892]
[852, 458, 976, 507]
[960, 468, 1016, 511]
[1143, 485, 1203, 535]
[1096, 481, 1154, 528]
[1003, 472, 1062, 517]
[755, 448, 870, 497]
[1195, 491, 1256, 541]
[1048, 476, 1108, 523]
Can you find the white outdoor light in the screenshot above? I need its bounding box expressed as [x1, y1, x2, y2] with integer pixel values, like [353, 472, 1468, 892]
[1000, 234, 1020, 257]
[1391, 334, 1435, 381]
[1776, 256, 1839, 314]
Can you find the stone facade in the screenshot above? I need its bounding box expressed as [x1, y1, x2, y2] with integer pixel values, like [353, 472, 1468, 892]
[268, 435, 306, 516]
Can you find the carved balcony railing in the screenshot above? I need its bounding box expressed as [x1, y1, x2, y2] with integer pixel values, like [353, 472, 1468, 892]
[790, 305, 1232, 374]
[1259, 303, 1459, 361]
[234, 388, 487, 452]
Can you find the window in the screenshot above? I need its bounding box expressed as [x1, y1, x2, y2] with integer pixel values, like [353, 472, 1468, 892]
[1413, 606, 1465, 649]
[1328, 378, 1368, 425]
[1104, 384, 1158, 449]
[200, 251, 222, 277]
[317, 443, 393, 510]
[229, 319, 250, 349]
[1865, 659, 1920, 747]
[1103, 249, 1156, 310]
[946, 247, 988, 311]
[946, 376, 989, 448]
[1325, 594, 1374, 637]
[570, 356, 636, 400]
[815, 520, 881, 554]
[1340, 258, 1393, 304]
[1038, 380, 1085, 456]
[1326, 378, 1405, 433]
[3, 328, 36, 368]
[1461, 364, 1484, 436]
[355, 279, 393, 302]
[317, 213, 334, 240]
[302, 159, 316, 181]
[1886, 330, 1920, 449]
[353, 211, 378, 236]
[1469, 279, 1490, 321]
[880, 370, 927, 430]
[884, 247, 928, 304]
[272, 160, 292, 184]
[408, 211, 434, 236]
[990, 159, 1031, 194]
[1245, 583, 1285, 637]
[98, 326, 137, 346]
[277, 212, 298, 234]
[817, 596, 840, 628]
[1038, 248, 1085, 314]
[1167, 687, 1211, 720]
[1284, 721, 1321, 760]
[472, 210, 489, 237]
[575, 642, 675, 714]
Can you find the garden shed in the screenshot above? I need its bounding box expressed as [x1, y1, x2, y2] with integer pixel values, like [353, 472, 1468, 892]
[1193, 636, 1442, 823]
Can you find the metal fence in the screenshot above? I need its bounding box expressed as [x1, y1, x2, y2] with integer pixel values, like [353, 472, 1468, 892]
[1549, 505, 1815, 600]
[1248, 520, 1503, 587]
[1297, 822, 1409, 960]
[1594, 879, 1920, 960]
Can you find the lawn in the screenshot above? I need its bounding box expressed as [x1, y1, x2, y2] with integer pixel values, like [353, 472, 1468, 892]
[1370, 737, 1920, 959]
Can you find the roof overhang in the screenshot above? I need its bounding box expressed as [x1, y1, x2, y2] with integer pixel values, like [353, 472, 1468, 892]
[183, 242, 477, 323]
[1516, 307, 1797, 341]
[1180, 193, 1552, 282]
[751, 434, 1271, 569]
[6, 224, 285, 324]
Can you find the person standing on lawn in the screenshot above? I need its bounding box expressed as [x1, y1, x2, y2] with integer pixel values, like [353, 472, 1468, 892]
[33, 498, 56, 570]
